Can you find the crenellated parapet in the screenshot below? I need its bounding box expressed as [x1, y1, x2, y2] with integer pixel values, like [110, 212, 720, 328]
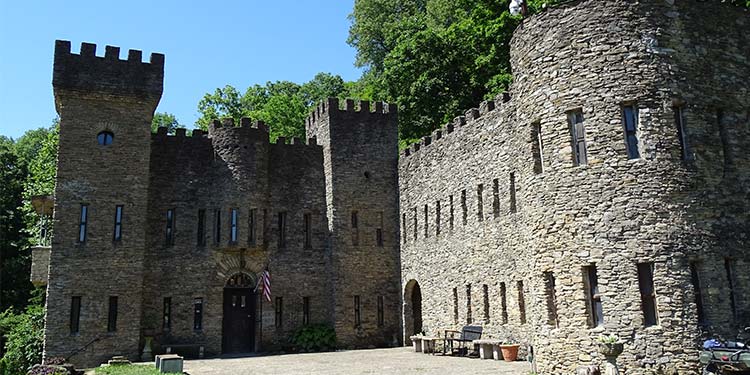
[305, 97, 397, 142]
[52, 40, 163, 104]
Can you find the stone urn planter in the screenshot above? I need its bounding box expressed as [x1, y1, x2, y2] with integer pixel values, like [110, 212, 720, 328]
[597, 337, 624, 375]
[599, 342, 624, 357]
[499, 344, 520, 362]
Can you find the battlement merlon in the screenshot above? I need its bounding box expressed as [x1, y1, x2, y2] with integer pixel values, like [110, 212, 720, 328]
[52, 40, 164, 105]
[305, 97, 397, 141]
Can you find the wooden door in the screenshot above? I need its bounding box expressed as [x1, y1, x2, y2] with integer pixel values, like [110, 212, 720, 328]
[223, 287, 255, 353]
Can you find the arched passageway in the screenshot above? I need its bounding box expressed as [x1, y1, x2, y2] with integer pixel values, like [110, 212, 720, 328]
[403, 280, 423, 345]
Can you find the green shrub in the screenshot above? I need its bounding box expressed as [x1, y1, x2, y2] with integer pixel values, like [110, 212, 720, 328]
[290, 324, 336, 352]
[0, 294, 45, 375]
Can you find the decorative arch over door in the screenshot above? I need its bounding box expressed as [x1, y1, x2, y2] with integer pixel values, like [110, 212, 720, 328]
[403, 279, 423, 345]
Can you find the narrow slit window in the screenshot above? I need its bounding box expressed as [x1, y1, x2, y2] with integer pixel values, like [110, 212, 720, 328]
[354, 295, 361, 328]
[423, 205, 428, 238]
[193, 298, 203, 331]
[107, 296, 118, 332]
[70, 296, 81, 334]
[78, 204, 88, 243]
[214, 209, 221, 244]
[466, 284, 472, 324]
[517, 280, 526, 324]
[452, 287, 459, 324]
[303, 297, 310, 325]
[622, 104, 640, 159]
[402, 213, 407, 244]
[532, 122, 544, 174]
[568, 110, 588, 166]
[449, 195, 454, 230]
[435, 201, 441, 236]
[725, 258, 737, 321]
[492, 179, 500, 218]
[673, 105, 691, 161]
[197, 209, 206, 246]
[275, 297, 283, 328]
[377, 295, 384, 327]
[351, 211, 359, 246]
[482, 284, 490, 324]
[718, 110, 733, 169]
[249, 209, 257, 245]
[278, 212, 287, 248]
[165, 209, 175, 246]
[476, 184, 484, 221]
[304, 213, 312, 249]
[583, 265, 604, 327]
[113, 205, 123, 241]
[689, 262, 706, 325]
[509, 173, 517, 214]
[230, 208, 238, 243]
[637, 262, 659, 326]
[461, 190, 467, 225]
[376, 212, 384, 247]
[499, 282, 508, 324]
[544, 271, 559, 327]
[163, 297, 171, 331]
[413, 207, 418, 241]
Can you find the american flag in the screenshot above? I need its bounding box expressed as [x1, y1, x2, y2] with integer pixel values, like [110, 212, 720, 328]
[255, 268, 271, 302]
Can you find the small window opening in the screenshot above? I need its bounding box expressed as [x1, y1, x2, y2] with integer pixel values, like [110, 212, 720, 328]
[97, 131, 114, 146]
[423, 204, 428, 238]
[413, 207, 418, 241]
[275, 297, 283, 328]
[402, 213, 407, 244]
[499, 282, 508, 324]
[583, 264, 604, 327]
[303, 297, 310, 325]
[107, 296, 118, 332]
[718, 110, 733, 171]
[354, 295, 362, 328]
[544, 271, 559, 327]
[461, 190, 467, 225]
[230, 208, 239, 243]
[435, 201, 440, 236]
[165, 209, 175, 246]
[214, 208, 221, 244]
[351, 211, 359, 246]
[622, 104, 640, 159]
[509, 173, 517, 214]
[377, 296, 385, 327]
[453, 287, 459, 324]
[492, 179, 500, 218]
[162, 297, 171, 331]
[637, 262, 659, 326]
[482, 284, 490, 324]
[364, 171, 371, 179]
[278, 212, 287, 248]
[476, 184, 484, 221]
[70, 296, 81, 334]
[304, 213, 312, 249]
[193, 298, 203, 331]
[725, 258, 738, 321]
[674, 105, 692, 161]
[78, 204, 88, 243]
[466, 284, 472, 324]
[249, 208, 257, 245]
[197, 209, 206, 246]
[532, 122, 544, 174]
[113, 205, 123, 242]
[517, 280, 526, 324]
[449, 195, 454, 230]
[689, 262, 706, 325]
[568, 110, 588, 166]
[376, 212, 384, 247]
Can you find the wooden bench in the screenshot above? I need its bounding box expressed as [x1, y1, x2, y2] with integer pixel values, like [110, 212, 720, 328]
[444, 325, 483, 356]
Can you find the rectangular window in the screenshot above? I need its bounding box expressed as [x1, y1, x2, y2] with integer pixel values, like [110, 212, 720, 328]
[70, 296, 81, 334]
[452, 287, 459, 324]
[351, 211, 359, 246]
[568, 110, 588, 166]
[303, 297, 310, 325]
[163, 297, 171, 331]
[402, 213, 407, 244]
[78, 204, 88, 243]
[482, 284, 490, 324]
[466, 284, 472, 324]
[197, 209, 206, 246]
[113, 205, 123, 241]
[583, 265, 604, 327]
[193, 298, 203, 331]
[249, 209, 257, 245]
[165, 209, 175, 246]
[718, 110, 733, 169]
[509, 173, 517, 214]
[354, 295, 361, 328]
[435, 201, 440, 236]
[476, 184, 484, 221]
[376, 212, 384, 247]
[214, 209, 221, 244]
[492, 179, 500, 218]
[304, 213, 312, 249]
[673, 105, 691, 161]
[517, 281, 526, 324]
[532, 122, 544, 174]
[689, 262, 706, 325]
[637, 262, 659, 326]
[461, 190, 467, 225]
[275, 297, 283, 328]
[423, 204, 428, 238]
[377, 296, 384, 327]
[278, 212, 287, 248]
[413, 207, 418, 240]
[449, 195, 454, 230]
[544, 271, 559, 327]
[499, 282, 508, 324]
[107, 296, 118, 332]
[622, 104, 640, 159]
[230, 208, 238, 243]
[725, 258, 737, 320]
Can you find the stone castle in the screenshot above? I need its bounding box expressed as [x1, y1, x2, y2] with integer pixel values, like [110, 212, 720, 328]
[33, 0, 748, 373]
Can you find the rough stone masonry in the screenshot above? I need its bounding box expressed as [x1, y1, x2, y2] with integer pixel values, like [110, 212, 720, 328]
[34, 0, 748, 373]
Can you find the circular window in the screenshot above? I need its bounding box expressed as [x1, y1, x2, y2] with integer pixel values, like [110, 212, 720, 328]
[97, 131, 114, 146]
[364, 171, 371, 179]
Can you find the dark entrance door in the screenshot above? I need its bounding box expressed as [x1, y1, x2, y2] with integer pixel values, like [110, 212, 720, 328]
[223, 274, 256, 353]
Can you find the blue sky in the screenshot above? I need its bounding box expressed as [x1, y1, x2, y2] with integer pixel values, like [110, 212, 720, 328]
[0, 0, 361, 139]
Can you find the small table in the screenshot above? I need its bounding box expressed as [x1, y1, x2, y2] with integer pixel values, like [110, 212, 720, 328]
[420, 337, 440, 354]
[473, 339, 503, 360]
[409, 336, 423, 352]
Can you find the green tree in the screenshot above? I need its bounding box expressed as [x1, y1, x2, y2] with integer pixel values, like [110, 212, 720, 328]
[0, 137, 28, 312]
[0, 290, 45, 375]
[151, 112, 181, 134]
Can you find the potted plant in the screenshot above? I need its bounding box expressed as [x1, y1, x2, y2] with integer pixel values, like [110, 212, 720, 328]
[597, 334, 624, 357]
[499, 341, 521, 362]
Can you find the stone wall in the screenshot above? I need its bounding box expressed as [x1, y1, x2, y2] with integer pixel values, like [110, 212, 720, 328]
[399, 1, 749, 374]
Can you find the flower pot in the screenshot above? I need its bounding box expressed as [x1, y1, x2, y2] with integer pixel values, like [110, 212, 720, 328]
[599, 342, 624, 357]
[499, 344, 520, 362]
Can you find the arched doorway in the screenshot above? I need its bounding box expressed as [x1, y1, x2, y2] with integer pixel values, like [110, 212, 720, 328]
[223, 273, 257, 353]
[403, 280, 423, 344]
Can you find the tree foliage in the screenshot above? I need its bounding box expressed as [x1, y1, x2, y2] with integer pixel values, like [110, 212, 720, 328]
[151, 112, 181, 135]
[0, 290, 45, 375]
[196, 73, 354, 142]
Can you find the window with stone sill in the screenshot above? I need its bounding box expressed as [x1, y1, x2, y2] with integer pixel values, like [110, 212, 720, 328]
[476, 184, 484, 221]
[193, 297, 203, 331]
[517, 280, 527, 324]
[230, 208, 239, 243]
[673, 105, 692, 162]
[107, 296, 118, 332]
[78, 204, 88, 244]
[70, 296, 81, 334]
[531, 122, 544, 174]
[637, 262, 659, 327]
[351, 211, 359, 246]
[567, 110, 588, 166]
[303, 297, 310, 325]
[689, 262, 707, 325]
[622, 104, 640, 160]
[583, 264, 604, 328]
[499, 282, 508, 324]
[354, 295, 362, 328]
[197, 209, 206, 246]
[163, 297, 171, 331]
[113, 205, 123, 242]
[165, 209, 175, 247]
